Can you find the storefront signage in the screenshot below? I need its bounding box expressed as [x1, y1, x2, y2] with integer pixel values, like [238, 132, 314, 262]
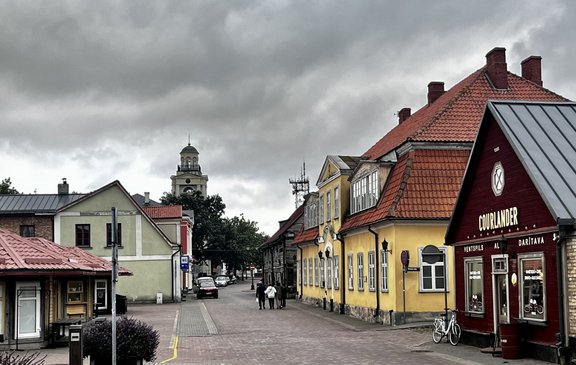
[478, 206, 518, 232]
[464, 244, 484, 253]
[518, 236, 544, 247]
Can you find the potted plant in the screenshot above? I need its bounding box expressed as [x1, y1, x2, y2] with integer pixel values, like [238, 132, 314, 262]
[83, 317, 160, 365]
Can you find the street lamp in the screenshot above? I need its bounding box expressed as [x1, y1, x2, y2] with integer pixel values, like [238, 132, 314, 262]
[250, 265, 255, 290]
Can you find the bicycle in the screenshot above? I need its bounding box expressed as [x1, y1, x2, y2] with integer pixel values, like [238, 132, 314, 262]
[432, 310, 461, 345]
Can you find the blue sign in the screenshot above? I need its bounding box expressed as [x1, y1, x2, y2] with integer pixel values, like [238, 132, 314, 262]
[180, 255, 190, 271]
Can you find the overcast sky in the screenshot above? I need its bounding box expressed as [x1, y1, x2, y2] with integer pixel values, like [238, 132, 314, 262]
[1, 1, 575, 236]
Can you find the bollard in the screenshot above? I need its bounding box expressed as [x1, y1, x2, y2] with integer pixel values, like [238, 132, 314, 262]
[323, 298, 326, 310]
[69, 324, 83, 365]
[330, 299, 334, 312]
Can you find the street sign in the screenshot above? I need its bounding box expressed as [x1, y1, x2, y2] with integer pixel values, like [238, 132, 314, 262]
[180, 255, 190, 271]
[400, 250, 410, 267]
[406, 267, 420, 272]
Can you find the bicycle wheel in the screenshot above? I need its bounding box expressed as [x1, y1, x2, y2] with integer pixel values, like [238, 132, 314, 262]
[432, 321, 443, 343]
[449, 323, 461, 345]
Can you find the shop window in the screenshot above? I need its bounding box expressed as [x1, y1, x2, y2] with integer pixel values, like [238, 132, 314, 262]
[519, 253, 545, 321]
[333, 255, 339, 289]
[419, 247, 447, 292]
[67, 281, 84, 303]
[465, 258, 484, 313]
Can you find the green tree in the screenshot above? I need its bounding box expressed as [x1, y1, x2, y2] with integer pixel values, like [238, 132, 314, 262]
[0, 178, 19, 194]
[221, 215, 268, 274]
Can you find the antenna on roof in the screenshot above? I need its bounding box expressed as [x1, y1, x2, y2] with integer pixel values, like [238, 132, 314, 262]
[289, 160, 309, 209]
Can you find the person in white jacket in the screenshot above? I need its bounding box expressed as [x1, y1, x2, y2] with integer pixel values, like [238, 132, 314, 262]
[264, 283, 277, 310]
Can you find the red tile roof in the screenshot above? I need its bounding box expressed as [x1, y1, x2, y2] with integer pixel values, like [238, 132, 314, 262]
[263, 204, 305, 245]
[341, 59, 568, 233]
[0, 228, 131, 275]
[293, 226, 319, 245]
[363, 71, 568, 160]
[143, 205, 183, 219]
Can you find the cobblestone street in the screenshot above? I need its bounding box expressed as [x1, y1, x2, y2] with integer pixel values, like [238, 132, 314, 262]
[39, 281, 551, 365]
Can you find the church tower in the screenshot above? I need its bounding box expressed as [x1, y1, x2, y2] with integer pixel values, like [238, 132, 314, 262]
[170, 143, 209, 197]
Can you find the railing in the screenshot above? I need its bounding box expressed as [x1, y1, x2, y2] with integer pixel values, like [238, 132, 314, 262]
[177, 164, 202, 173]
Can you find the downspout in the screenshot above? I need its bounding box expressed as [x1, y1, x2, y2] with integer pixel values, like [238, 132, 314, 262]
[298, 245, 303, 300]
[556, 219, 573, 364]
[368, 226, 380, 320]
[339, 233, 346, 314]
[171, 244, 181, 303]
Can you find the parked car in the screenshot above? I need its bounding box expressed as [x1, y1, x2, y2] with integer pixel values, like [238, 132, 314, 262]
[228, 275, 237, 284]
[197, 278, 218, 299]
[214, 275, 229, 287]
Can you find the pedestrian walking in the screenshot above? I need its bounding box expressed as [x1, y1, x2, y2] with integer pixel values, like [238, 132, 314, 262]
[256, 280, 266, 310]
[281, 282, 287, 308]
[264, 283, 276, 310]
[275, 282, 283, 309]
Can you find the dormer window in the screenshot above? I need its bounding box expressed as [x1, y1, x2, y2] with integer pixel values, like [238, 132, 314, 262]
[351, 170, 379, 214]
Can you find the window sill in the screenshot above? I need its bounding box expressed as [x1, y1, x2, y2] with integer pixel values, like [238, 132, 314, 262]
[514, 318, 548, 326]
[463, 311, 485, 318]
[77, 246, 92, 249]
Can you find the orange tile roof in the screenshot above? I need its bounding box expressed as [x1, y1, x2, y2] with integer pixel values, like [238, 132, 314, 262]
[363, 70, 568, 160]
[264, 204, 305, 245]
[293, 226, 319, 245]
[143, 205, 183, 219]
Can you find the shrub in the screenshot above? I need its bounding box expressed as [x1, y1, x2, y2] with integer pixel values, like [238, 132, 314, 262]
[83, 317, 160, 362]
[0, 351, 45, 365]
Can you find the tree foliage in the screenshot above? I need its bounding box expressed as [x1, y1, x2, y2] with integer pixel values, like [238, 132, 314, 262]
[0, 178, 19, 194]
[160, 191, 268, 273]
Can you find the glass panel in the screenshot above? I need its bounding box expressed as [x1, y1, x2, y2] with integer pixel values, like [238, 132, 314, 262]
[423, 278, 432, 288]
[466, 260, 483, 312]
[521, 257, 544, 320]
[19, 300, 36, 334]
[435, 278, 444, 289]
[19, 287, 36, 298]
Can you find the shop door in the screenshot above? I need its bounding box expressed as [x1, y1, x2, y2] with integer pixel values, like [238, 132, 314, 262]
[492, 256, 509, 327]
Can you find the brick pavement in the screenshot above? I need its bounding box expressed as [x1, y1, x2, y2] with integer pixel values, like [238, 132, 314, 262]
[36, 282, 552, 365]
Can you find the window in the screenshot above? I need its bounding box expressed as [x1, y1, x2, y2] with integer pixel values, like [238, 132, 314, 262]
[308, 258, 313, 286]
[348, 254, 354, 290]
[106, 223, 122, 247]
[320, 259, 325, 288]
[304, 196, 319, 229]
[94, 279, 107, 310]
[351, 170, 379, 214]
[314, 258, 319, 286]
[16, 282, 40, 339]
[326, 191, 332, 222]
[334, 187, 340, 218]
[327, 258, 332, 289]
[19, 225, 35, 237]
[381, 250, 388, 291]
[333, 255, 339, 289]
[465, 258, 483, 313]
[368, 251, 376, 291]
[419, 247, 447, 291]
[357, 253, 364, 291]
[67, 281, 84, 303]
[319, 195, 324, 223]
[75, 224, 91, 247]
[519, 253, 545, 321]
[302, 258, 307, 286]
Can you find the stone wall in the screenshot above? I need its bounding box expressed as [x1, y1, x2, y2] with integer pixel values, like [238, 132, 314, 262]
[565, 235, 576, 338]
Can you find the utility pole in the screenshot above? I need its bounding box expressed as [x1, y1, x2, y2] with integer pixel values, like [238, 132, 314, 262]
[111, 207, 118, 365]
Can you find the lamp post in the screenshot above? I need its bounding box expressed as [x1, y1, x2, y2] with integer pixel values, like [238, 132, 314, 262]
[250, 265, 254, 290]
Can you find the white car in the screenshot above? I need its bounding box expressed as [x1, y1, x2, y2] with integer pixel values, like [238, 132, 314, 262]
[214, 276, 229, 287]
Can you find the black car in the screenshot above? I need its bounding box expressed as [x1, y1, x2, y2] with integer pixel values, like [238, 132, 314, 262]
[197, 278, 218, 299]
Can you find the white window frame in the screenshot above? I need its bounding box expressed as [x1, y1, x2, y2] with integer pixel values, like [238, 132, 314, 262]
[326, 191, 332, 222]
[368, 251, 376, 291]
[357, 252, 365, 291]
[319, 195, 324, 223]
[308, 258, 313, 286]
[327, 257, 332, 289]
[320, 258, 325, 288]
[302, 258, 307, 286]
[464, 257, 484, 314]
[314, 258, 319, 287]
[333, 255, 340, 289]
[16, 281, 41, 339]
[94, 279, 108, 311]
[380, 250, 389, 291]
[419, 247, 448, 292]
[334, 187, 340, 218]
[518, 252, 546, 322]
[350, 170, 379, 214]
[348, 254, 354, 290]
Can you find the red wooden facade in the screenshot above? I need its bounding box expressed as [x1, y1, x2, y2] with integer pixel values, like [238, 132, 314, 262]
[447, 111, 560, 359]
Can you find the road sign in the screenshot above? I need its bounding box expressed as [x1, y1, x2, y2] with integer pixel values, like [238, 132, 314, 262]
[180, 255, 190, 271]
[400, 250, 410, 267]
[406, 267, 420, 272]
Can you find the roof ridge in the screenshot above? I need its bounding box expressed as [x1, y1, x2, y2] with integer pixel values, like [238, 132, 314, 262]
[0, 231, 27, 267]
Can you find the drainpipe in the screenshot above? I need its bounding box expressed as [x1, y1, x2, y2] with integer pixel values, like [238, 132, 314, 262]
[368, 226, 380, 320]
[297, 245, 303, 300]
[556, 219, 574, 364]
[171, 243, 182, 302]
[338, 233, 346, 314]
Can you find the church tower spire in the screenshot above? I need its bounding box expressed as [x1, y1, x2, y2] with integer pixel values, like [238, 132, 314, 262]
[170, 142, 209, 196]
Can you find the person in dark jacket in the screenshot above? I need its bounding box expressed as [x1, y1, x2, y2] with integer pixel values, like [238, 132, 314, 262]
[256, 280, 266, 310]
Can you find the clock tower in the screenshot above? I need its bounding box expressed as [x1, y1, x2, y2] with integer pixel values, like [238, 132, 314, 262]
[170, 143, 209, 197]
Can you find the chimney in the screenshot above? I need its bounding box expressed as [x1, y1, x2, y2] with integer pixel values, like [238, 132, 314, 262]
[485, 47, 508, 89]
[144, 192, 150, 205]
[398, 108, 411, 124]
[427, 82, 445, 105]
[521, 56, 543, 86]
[58, 178, 69, 195]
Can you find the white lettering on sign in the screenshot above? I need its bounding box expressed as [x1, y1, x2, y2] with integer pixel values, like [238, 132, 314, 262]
[464, 244, 484, 253]
[478, 207, 519, 232]
[468, 270, 481, 280]
[518, 236, 544, 247]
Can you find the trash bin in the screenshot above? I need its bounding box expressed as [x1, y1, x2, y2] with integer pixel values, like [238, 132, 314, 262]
[116, 294, 127, 315]
[500, 323, 522, 359]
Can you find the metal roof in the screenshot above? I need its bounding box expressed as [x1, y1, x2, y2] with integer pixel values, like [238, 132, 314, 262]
[0, 194, 86, 214]
[487, 100, 576, 220]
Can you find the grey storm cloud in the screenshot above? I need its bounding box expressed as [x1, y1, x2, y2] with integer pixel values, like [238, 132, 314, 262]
[0, 0, 574, 234]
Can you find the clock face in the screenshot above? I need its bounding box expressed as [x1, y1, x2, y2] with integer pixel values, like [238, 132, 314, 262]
[491, 162, 504, 196]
